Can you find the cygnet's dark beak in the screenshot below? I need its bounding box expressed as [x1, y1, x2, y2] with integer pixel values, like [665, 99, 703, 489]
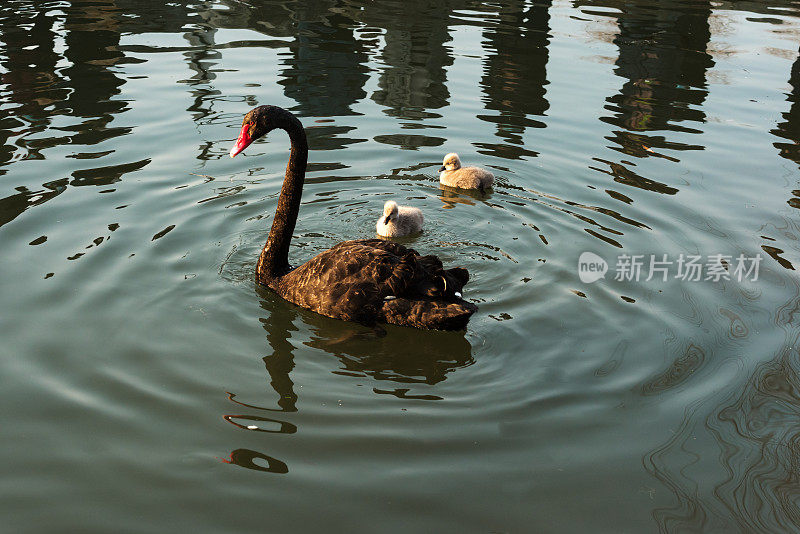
[384, 215, 391, 224]
[438, 165, 446, 172]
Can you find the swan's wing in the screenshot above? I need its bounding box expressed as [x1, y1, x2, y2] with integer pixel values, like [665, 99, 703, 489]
[276, 240, 424, 324]
[274, 239, 476, 329]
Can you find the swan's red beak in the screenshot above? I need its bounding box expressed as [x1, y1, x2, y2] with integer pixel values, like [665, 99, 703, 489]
[230, 123, 253, 158]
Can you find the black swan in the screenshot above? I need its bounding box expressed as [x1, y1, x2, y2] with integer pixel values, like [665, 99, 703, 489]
[230, 105, 478, 330]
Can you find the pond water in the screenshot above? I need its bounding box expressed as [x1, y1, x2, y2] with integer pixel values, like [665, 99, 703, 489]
[2, 0, 800, 532]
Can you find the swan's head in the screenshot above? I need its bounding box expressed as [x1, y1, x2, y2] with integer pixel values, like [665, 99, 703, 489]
[421, 268, 470, 299]
[439, 152, 462, 172]
[230, 105, 285, 158]
[382, 200, 399, 224]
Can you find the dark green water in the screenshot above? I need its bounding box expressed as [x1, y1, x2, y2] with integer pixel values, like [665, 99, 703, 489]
[2, 0, 800, 532]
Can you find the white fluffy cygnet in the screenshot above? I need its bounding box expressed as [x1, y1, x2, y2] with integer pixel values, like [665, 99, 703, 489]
[439, 152, 494, 191]
[376, 200, 423, 237]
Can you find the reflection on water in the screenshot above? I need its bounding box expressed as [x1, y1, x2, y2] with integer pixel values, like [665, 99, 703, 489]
[310, 323, 473, 387]
[437, 184, 488, 208]
[590, 159, 680, 195]
[281, 3, 371, 118]
[477, 0, 551, 159]
[2, 0, 800, 531]
[646, 279, 800, 532]
[0, 7, 64, 168]
[369, 1, 453, 120]
[773, 45, 800, 170]
[0, 0, 140, 234]
[222, 295, 474, 473]
[259, 294, 473, 391]
[223, 448, 289, 474]
[578, 0, 714, 200]
[601, 0, 713, 136]
[0, 178, 66, 228]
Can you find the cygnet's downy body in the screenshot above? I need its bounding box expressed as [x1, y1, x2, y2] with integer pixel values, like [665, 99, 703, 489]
[439, 152, 494, 191]
[376, 200, 424, 237]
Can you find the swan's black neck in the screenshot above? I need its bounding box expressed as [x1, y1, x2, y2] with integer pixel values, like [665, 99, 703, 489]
[257, 108, 308, 282]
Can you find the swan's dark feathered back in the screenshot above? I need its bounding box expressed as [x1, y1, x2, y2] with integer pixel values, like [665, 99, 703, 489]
[263, 239, 477, 330]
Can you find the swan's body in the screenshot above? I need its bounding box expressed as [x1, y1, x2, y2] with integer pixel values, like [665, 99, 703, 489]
[439, 152, 494, 191]
[231, 105, 477, 330]
[376, 200, 423, 237]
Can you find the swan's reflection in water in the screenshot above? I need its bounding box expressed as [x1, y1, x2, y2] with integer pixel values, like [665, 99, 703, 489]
[222, 291, 474, 473]
[261, 293, 474, 388]
[309, 322, 473, 388]
[222, 449, 289, 474]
